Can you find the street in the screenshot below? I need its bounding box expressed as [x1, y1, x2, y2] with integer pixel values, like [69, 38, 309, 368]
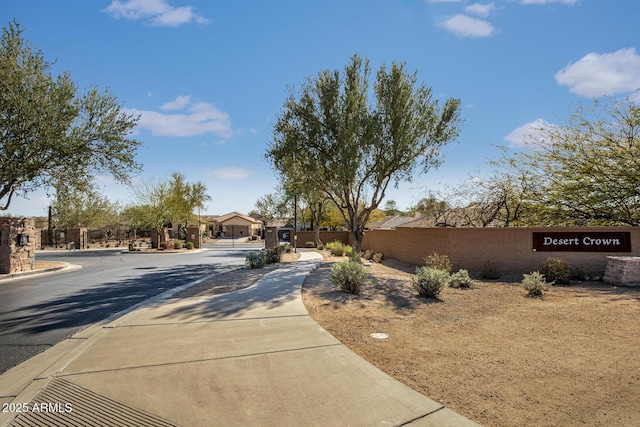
[0, 242, 261, 375]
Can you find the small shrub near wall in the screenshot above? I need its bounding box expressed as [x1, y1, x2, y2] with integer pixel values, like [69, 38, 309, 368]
[521, 271, 553, 297]
[425, 252, 452, 274]
[412, 267, 449, 298]
[540, 257, 571, 286]
[480, 261, 501, 280]
[330, 261, 368, 295]
[449, 269, 474, 288]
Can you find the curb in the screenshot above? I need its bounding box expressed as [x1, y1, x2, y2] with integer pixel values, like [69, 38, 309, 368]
[0, 262, 75, 282]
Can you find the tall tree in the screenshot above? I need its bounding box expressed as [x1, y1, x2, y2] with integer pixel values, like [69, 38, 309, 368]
[267, 54, 462, 249]
[253, 189, 293, 226]
[0, 21, 141, 210]
[52, 182, 118, 229]
[131, 177, 171, 248]
[167, 172, 211, 237]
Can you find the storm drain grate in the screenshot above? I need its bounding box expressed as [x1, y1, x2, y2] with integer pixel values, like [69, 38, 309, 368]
[10, 377, 177, 427]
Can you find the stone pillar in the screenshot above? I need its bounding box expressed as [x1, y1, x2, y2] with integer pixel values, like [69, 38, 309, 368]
[0, 217, 37, 274]
[265, 226, 278, 249]
[150, 227, 169, 249]
[186, 226, 202, 249]
[604, 256, 640, 287]
[66, 228, 88, 249]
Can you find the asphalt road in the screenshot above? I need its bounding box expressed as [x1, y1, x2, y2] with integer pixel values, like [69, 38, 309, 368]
[0, 243, 262, 375]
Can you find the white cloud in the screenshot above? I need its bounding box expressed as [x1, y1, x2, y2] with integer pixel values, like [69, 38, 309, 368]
[555, 48, 640, 97]
[504, 119, 556, 147]
[129, 96, 231, 138]
[103, 0, 208, 27]
[161, 95, 191, 110]
[464, 3, 497, 17]
[520, 0, 577, 4]
[206, 167, 251, 180]
[440, 14, 497, 37]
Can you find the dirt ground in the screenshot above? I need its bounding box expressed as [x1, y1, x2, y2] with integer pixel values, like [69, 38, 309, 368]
[302, 252, 640, 427]
[37, 249, 637, 426]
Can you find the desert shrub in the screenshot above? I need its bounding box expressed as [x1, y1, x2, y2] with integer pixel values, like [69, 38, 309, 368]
[185, 241, 194, 250]
[330, 261, 368, 295]
[283, 243, 293, 253]
[245, 251, 266, 269]
[540, 257, 571, 286]
[372, 252, 384, 263]
[348, 250, 363, 264]
[173, 239, 183, 250]
[363, 250, 373, 260]
[330, 242, 346, 256]
[160, 241, 174, 250]
[521, 271, 553, 297]
[424, 252, 452, 273]
[264, 245, 284, 264]
[570, 266, 588, 281]
[449, 269, 473, 288]
[305, 241, 315, 248]
[317, 244, 324, 250]
[480, 261, 501, 280]
[412, 267, 449, 298]
[325, 240, 340, 251]
[344, 244, 354, 257]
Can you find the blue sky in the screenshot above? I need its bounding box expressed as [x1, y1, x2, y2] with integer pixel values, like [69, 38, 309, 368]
[3, 0, 639, 217]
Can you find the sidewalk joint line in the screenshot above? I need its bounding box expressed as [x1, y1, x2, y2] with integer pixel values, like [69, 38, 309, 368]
[57, 343, 344, 377]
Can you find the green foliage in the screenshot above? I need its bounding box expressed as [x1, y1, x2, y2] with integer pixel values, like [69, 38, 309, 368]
[480, 261, 501, 280]
[173, 239, 183, 250]
[185, 241, 194, 250]
[521, 271, 552, 297]
[283, 243, 293, 253]
[330, 261, 368, 295]
[267, 54, 462, 250]
[412, 267, 449, 298]
[424, 252, 452, 273]
[343, 244, 354, 257]
[329, 241, 346, 256]
[245, 251, 266, 269]
[317, 244, 324, 251]
[264, 245, 284, 264]
[363, 250, 373, 260]
[0, 21, 141, 210]
[540, 257, 571, 286]
[498, 95, 640, 226]
[449, 269, 473, 288]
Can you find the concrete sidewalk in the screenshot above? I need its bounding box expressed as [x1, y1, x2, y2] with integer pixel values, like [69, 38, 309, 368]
[1, 251, 480, 426]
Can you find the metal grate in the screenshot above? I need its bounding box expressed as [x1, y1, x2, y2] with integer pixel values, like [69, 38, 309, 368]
[10, 377, 177, 427]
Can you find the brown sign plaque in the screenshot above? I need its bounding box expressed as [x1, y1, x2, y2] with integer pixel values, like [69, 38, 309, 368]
[532, 232, 631, 252]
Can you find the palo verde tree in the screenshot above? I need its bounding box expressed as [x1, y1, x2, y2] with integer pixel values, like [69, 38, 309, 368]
[505, 94, 640, 226]
[167, 172, 211, 237]
[267, 54, 462, 249]
[0, 21, 141, 210]
[52, 182, 119, 229]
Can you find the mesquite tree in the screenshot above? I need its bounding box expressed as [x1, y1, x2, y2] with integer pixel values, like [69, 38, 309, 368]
[267, 54, 462, 249]
[0, 21, 141, 210]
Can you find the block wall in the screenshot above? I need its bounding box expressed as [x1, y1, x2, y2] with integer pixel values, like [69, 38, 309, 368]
[361, 227, 640, 276]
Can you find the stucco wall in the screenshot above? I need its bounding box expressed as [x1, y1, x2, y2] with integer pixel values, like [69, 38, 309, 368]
[361, 227, 640, 276]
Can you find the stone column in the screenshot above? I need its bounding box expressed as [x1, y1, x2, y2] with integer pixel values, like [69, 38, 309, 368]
[186, 226, 202, 249]
[0, 217, 37, 274]
[265, 226, 278, 249]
